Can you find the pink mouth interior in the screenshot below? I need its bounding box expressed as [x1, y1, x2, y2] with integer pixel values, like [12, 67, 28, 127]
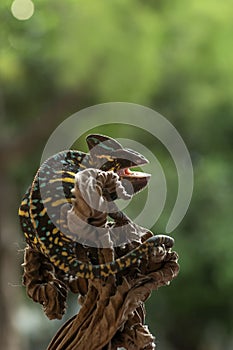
[117, 168, 132, 176]
[117, 168, 150, 178]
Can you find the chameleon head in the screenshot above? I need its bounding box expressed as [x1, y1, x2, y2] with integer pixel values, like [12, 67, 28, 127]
[86, 134, 151, 197]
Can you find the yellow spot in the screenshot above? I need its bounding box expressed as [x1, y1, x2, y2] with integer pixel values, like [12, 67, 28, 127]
[77, 272, 85, 278]
[53, 259, 61, 267]
[59, 263, 69, 272]
[61, 236, 72, 243]
[125, 258, 131, 268]
[89, 272, 94, 279]
[43, 197, 52, 203]
[116, 259, 125, 270]
[50, 255, 57, 263]
[105, 263, 111, 271]
[139, 246, 148, 253]
[64, 266, 70, 273]
[49, 177, 75, 184]
[79, 163, 86, 169]
[40, 242, 49, 255]
[54, 237, 59, 245]
[39, 207, 47, 216]
[106, 264, 117, 275]
[51, 198, 69, 207]
[52, 227, 59, 234]
[98, 155, 113, 162]
[61, 251, 68, 256]
[33, 237, 38, 244]
[18, 208, 29, 217]
[21, 198, 28, 205]
[100, 270, 110, 278]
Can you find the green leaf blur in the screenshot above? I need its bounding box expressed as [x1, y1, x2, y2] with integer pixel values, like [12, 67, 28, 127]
[1, 1, 232, 349]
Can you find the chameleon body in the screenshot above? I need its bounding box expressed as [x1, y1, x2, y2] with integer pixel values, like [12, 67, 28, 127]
[19, 134, 174, 279]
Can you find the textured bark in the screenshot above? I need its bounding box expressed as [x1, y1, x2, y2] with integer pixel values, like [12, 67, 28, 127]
[23, 247, 68, 320]
[45, 245, 179, 350]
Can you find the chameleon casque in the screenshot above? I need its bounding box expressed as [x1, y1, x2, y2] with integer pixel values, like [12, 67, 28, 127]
[19, 134, 174, 279]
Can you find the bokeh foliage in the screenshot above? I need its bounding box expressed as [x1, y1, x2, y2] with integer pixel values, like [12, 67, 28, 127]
[1, 0, 233, 349]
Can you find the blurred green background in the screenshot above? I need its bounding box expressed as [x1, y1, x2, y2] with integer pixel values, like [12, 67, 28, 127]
[0, 0, 233, 349]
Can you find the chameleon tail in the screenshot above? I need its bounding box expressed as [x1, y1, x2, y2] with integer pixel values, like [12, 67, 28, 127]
[67, 234, 174, 280]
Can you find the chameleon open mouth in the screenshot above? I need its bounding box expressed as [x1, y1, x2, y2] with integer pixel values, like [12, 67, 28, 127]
[117, 166, 151, 196]
[86, 134, 151, 196]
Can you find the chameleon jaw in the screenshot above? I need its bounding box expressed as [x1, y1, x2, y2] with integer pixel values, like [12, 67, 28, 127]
[117, 167, 151, 196]
[86, 133, 151, 195]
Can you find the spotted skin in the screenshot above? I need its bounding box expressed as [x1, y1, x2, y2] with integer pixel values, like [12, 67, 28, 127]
[19, 135, 174, 279]
[20, 150, 91, 273]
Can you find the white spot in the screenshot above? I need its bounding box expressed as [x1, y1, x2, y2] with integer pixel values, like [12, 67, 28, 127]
[11, 0, 34, 21]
